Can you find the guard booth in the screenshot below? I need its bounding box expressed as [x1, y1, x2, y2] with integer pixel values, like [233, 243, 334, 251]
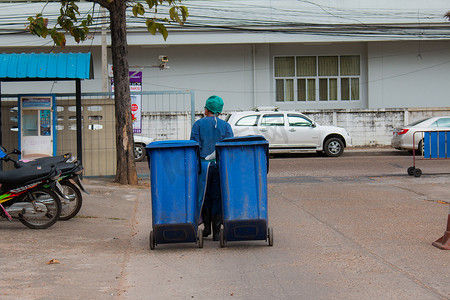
[19, 95, 57, 159]
[0, 52, 93, 166]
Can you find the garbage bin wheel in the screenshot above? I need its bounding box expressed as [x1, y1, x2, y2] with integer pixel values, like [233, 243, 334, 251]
[149, 230, 155, 250]
[268, 227, 274, 246]
[413, 168, 422, 177]
[407, 167, 415, 176]
[219, 227, 225, 248]
[198, 228, 204, 248]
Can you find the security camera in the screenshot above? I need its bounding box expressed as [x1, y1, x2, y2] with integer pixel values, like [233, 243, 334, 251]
[159, 55, 168, 62]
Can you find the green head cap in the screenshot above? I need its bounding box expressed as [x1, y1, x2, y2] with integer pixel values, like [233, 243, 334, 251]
[204, 95, 224, 115]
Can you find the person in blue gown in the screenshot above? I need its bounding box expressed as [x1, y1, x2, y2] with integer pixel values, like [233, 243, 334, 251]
[190, 95, 233, 240]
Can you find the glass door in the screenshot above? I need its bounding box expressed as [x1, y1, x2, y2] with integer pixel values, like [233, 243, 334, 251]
[19, 96, 55, 159]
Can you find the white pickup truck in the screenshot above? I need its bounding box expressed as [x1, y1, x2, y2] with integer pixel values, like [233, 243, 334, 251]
[134, 135, 154, 162]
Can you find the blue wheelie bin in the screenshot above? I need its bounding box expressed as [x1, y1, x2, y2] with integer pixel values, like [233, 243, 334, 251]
[146, 140, 203, 249]
[215, 135, 273, 247]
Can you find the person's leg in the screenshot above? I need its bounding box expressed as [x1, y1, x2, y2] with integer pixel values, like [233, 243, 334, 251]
[207, 163, 222, 241]
[201, 205, 211, 237]
[211, 214, 221, 241]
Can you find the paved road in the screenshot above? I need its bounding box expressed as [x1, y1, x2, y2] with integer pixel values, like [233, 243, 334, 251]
[1, 150, 449, 299]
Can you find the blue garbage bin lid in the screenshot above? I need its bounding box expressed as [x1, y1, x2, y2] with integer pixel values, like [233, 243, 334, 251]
[146, 140, 199, 149]
[216, 135, 268, 147]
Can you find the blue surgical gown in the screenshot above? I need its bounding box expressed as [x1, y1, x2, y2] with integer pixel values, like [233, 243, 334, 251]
[190, 116, 233, 158]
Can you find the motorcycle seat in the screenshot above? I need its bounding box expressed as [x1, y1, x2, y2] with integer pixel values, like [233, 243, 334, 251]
[54, 162, 78, 175]
[15, 154, 70, 168]
[0, 165, 54, 188]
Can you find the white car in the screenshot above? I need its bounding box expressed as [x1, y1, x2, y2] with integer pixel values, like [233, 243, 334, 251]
[226, 109, 352, 157]
[391, 116, 450, 154]
[134, 134, 154, 161]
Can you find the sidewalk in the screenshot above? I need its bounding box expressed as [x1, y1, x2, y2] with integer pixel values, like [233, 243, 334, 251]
[345, 146, 407, 155]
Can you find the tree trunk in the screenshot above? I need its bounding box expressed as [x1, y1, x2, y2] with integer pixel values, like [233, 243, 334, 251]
[109, 1, 138, 185]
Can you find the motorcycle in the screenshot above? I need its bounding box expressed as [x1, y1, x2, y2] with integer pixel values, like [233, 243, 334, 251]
[4, 148, 88, 221]
[0, 149, 63, 229]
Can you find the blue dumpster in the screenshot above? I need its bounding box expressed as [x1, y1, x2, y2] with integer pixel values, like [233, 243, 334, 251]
[215, 135, 273, 247]
[146, 140, 203, 249]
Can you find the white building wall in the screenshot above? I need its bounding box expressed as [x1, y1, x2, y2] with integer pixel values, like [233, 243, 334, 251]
[367, 41, 450, 108]
[253, 44, 272, 108]
[1, 44, 258, 112]
[128, 44, 256, 112]
[2, 39, 450, 113]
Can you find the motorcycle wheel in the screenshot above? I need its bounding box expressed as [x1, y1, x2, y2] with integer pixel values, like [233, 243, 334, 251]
[19, 188, 62, 229]
[59, 181, 83, 221]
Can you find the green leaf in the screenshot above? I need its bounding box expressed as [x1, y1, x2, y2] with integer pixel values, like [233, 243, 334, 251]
[181, 6, 189, 21]
[132, 3, 145, 17]
[69, 2, 80, 14]
[145, 0, 158, 9]
[174, 14, 181, 25]
[50, 29, 66, 48]
[27, 14, 50, 38]
[169, 7, 182, 25]
[132, 6, 138, 17]
[169, 7, 176, 20]
[156, 23, 168, 40]
[36, 26, 44, 37]
[75, 28, 86, 42]
[69, 10, 77, 21]
[66, 20, 74, 29]
[146, 19, 157, 35]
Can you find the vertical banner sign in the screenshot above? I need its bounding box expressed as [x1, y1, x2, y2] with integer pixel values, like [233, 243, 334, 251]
[129, 71, 142, 134]
[110, 71, 143, 134]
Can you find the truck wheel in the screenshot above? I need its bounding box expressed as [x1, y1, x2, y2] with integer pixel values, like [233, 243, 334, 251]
[134, 144, 146, 162]
[324, 138, 344, 157]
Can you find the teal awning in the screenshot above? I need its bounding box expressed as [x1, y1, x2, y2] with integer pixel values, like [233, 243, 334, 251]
[0, 52, 93, 80]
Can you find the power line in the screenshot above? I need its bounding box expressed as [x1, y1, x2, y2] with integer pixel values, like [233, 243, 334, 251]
[0, 1, 449, 47]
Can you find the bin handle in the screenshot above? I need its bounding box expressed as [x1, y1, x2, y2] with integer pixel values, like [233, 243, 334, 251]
[215, 145, 269, 173]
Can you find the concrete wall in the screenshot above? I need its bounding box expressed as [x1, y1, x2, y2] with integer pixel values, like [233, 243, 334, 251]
[301, 109, 405, 147]
[288, 108, 450, 147]
[141, 112, 192, 141]
[139, 108, 450, 148]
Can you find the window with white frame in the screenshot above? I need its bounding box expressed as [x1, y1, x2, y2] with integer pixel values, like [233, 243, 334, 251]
[274, 55, 360, 102]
